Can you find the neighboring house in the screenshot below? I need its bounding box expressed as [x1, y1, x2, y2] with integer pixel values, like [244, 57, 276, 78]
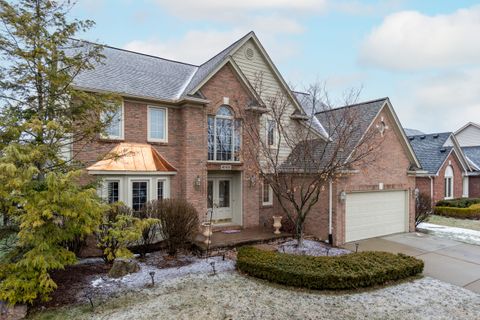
[404, 128, 424, 136]
[70, 32, 422, 246]
[408, 132, 472, 203]
[453, 122, 480, 197]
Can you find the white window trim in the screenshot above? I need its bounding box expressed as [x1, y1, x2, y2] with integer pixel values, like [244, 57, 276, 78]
[266, 118, 277, 148]
[147, 105, 168, 143]
[101, 101, 124, 140]
[262, 181, 273, 206]
[208, 107, 241, 163]
[463, 176, 469, 198]
[128, 178, 150, 210]
[101, 178, 122, 203]
[156, 177, 170, 200]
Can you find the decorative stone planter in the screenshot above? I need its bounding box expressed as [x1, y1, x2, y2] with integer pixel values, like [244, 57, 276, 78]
[272, 216, 282, 234]
[201, 222, 213, 244]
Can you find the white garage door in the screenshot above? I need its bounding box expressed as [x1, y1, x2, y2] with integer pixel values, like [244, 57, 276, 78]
[345, 191, 408, 242]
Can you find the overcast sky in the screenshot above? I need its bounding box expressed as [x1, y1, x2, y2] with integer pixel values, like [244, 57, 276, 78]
[72, 0, 480, 133]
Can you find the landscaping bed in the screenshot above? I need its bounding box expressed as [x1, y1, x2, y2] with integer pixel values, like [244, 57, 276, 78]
[434, 198, 480, 219]
[237, 246, 424, 290]
[28, 273, 480, 320]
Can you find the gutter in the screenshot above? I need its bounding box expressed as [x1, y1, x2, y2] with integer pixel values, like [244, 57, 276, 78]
[71, 85, 211, 106]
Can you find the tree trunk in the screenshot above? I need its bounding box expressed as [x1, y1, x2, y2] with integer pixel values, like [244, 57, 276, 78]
[295, 219, 305, 247]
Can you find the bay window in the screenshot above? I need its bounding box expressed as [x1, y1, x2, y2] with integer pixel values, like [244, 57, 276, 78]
[208, 105, 241, 162]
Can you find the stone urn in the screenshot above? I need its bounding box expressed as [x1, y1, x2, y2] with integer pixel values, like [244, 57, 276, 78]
[272, 216, 282, 234]
[201, 222, 213, 244]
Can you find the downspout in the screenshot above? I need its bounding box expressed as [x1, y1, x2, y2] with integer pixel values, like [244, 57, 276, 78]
[429, 176, 434, 205]
[328, 179, 333, 244]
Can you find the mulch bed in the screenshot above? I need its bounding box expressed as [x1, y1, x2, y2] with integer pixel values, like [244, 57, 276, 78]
[31, 262, 110, 311]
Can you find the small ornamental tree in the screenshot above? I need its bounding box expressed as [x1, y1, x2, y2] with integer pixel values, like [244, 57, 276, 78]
[240, 79, 382, 246]
[0, 0, 119, 304]
[96, 203, 144, 264]
[415, 192, 432, 228]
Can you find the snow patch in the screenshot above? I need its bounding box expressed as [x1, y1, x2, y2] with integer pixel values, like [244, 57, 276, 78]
[418, 222, 480, 245]
[278, 239, 350, 256]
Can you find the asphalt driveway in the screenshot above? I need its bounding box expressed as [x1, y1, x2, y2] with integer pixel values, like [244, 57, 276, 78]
[343, 232, 480, 293]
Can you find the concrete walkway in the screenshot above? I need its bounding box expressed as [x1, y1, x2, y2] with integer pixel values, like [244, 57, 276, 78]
[342, 232, 480, 293]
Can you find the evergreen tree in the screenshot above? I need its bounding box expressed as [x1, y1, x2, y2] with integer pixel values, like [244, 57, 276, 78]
[0, 0, 118, 304]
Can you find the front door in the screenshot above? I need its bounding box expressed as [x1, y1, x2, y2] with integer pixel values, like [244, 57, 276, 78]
[207, 178, 232, 222]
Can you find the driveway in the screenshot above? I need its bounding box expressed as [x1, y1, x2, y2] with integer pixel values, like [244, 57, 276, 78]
[342, 232, 480, 293]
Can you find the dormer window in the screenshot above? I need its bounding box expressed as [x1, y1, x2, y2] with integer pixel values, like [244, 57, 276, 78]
[208, 105, 241, 162]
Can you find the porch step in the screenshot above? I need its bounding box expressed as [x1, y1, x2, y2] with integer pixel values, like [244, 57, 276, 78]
[193, 227, 291, 253]
[211, 224, 243, 232]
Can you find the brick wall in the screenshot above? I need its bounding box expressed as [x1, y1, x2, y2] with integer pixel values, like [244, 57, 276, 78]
[304, 107, 416, 245]
[200, 63, 260, 228]
[431, 152, 464, 203]
[469, 176, 480, 198]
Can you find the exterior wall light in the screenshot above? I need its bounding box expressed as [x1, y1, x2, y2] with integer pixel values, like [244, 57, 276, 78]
[339, 191, 347, 202]
[195, 175, 201, 187]
[249, 175, 257, 187]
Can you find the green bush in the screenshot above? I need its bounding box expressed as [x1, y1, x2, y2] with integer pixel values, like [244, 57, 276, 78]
[436, 198, 480, 208]
[434, 204, 480, 219]
[237, 246, 424, 290]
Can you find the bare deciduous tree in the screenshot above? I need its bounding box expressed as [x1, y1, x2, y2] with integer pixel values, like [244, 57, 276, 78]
[238, 76, 384, 246]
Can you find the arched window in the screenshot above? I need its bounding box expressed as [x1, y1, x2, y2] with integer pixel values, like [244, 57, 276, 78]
[444, 165, 454, 199]
[208, 105, 241, 161]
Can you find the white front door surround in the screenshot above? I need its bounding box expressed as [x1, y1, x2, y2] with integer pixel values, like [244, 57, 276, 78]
[207, 172, 242, 226]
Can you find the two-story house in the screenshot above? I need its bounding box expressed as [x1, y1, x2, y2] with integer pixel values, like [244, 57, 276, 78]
[72, 32, 422, 245]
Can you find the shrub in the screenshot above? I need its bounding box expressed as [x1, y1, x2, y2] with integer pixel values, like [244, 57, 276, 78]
[434, 204, 480, 219]
[415, 193, 432, 227]
[135, 202, 162, 257]
[237, 246, 424, 290]
[148, 199, 199, 256]
[436, 198, 480, 208]
[96, 203, 142, 263]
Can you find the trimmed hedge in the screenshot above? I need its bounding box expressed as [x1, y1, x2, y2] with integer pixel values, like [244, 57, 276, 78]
[434, 204, 480, 219]
[436, 198, 480, 208]
[237, 246, 424, 290]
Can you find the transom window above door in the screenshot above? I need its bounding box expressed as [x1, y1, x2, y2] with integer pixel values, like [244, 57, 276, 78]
[208, 105, 241, 162]
[148, 106, 168, 143]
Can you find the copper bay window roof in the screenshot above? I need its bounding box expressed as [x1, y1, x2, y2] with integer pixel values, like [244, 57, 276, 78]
[87, 143, 177, 173]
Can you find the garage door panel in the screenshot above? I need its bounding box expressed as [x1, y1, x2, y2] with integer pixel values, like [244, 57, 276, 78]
[345, 191, 407, 242]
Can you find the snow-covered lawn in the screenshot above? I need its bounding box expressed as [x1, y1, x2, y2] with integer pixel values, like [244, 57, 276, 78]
[417, 222, 480, 246]
[278, 239, 350, 256]
[31, 271, 480, 320]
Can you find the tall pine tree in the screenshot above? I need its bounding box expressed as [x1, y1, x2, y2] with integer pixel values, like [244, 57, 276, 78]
[0, 0, 118, 304]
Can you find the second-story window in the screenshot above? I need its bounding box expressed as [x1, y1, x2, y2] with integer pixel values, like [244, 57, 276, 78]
[267, 119, 276, 146]
[148, 106, 168, 143]
[208, 105, 241, 162]
[102, 103, 124, 140]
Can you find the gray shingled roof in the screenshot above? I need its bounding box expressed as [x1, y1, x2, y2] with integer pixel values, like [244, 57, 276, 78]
[408, 132, 452, 174]
[182, 33, 251, 96]
[463, 146, 480, 170]
[292, 91, 329, 138]
[71, 45, 198, 101]
[404, 128, 424, 136]
[280, 98, 387, 172]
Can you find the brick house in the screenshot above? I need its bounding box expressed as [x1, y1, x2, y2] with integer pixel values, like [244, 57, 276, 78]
[408, 132, 475, 203]
[453, 122, 480, 198]
[71, 32, 424, 246]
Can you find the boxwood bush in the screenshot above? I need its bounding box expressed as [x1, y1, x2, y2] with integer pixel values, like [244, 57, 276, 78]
[237, 246, 423, 290]
[434, 204, 480, 219]
[436, 198, 480, 208]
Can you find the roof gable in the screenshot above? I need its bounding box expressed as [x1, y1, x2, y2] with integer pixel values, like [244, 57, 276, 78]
[408, 132, 457, 174]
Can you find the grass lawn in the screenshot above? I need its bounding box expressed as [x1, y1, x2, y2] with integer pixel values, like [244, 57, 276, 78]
[28, 272, 480, 320]
[427, 215, 480, 231]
